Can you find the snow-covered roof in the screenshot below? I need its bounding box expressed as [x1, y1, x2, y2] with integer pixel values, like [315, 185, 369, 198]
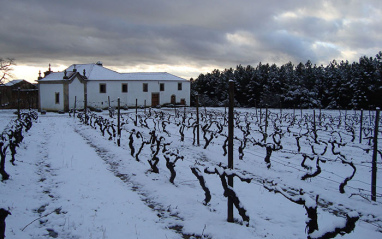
[2, 79, 24, 86]
[39, 63, 188, 82]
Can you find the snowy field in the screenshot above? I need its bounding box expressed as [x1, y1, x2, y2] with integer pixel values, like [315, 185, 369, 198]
[1, 108, 382, 239]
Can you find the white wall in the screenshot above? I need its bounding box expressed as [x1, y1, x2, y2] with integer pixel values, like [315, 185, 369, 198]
[39, 83, 63, 111]
[86, 80, 190, 108]
[40, 79, 190, 111]
[68, 77, 85, 109]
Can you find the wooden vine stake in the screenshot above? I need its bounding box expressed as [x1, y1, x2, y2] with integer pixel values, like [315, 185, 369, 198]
[17, 87, 20, 119]
[84, 93, 87, 124]
[135, 98, 138, 126]
[117, 98, 121, 147]
[359, 109, 363, 144]
[228, 80, 234, 222]
[196, 93, 200, 146]
[73, 96, 77, 118]
[371, 107, 380, 201]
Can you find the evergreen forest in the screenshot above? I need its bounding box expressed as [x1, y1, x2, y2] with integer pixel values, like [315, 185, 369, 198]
[190, 51, 382, 109]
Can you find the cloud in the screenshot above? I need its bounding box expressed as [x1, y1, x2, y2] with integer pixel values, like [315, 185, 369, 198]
[0, 0, 380, 82]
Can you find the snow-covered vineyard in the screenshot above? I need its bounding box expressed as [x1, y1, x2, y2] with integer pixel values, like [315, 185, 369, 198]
[1, 107, 382, 239]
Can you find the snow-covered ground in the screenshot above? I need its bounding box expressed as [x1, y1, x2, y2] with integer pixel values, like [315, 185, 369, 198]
[1, 108, 382, 239]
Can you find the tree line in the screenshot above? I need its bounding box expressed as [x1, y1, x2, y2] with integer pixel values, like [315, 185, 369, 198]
[191, 52, 382, 109]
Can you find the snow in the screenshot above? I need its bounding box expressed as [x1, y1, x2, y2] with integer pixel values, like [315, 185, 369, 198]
[308, 210, 360, 239]
[348, 211, 360, 218]
[303, 194, 317, 209]
[1, 108, 382, 238]
[39, 63, 188, 82]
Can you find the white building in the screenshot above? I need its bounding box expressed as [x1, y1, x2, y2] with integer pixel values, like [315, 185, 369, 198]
[38, 62, 190, 111]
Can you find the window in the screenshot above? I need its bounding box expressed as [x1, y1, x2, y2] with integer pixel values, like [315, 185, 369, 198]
[178, 82, 182, 91]
[122, 83, 128, 93]
[160, 83, 165, 91]
[55, 92, 60, 104]
[99, 83, 106, 93]
[143, 83, 148, 92]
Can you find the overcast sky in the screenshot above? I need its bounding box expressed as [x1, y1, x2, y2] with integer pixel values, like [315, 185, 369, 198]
[1, 0, 381, 83]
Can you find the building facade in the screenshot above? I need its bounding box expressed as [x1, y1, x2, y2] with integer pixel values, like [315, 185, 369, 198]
[0, 80, 38, 109]
[38, 62, 190, 111]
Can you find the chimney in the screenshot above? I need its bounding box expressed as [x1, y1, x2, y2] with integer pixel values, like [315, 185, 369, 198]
[73, 64, 77, 72]
[96, 61, 103, 66]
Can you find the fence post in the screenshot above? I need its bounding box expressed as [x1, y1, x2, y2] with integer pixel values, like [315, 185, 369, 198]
[117, 98, 121, 147]
[196, 94, 200, 146]
[371, 107, 380, 201]
[359, 109, 363, 144]
[227, 80, 234, 223]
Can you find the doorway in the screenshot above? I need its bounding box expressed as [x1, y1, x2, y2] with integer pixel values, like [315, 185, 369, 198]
[152, 93, 160, 107]
[171, 95, 176, 104]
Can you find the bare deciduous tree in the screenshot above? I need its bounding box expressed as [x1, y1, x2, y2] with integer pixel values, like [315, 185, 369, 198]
[0, 58, 15, 84]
